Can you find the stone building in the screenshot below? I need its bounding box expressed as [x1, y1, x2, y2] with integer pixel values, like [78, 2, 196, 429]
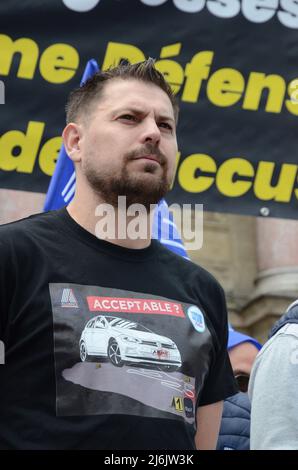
[190, 211, 298, 344]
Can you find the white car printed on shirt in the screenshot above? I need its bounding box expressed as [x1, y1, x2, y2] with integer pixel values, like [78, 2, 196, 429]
[79, 315, 182, 371]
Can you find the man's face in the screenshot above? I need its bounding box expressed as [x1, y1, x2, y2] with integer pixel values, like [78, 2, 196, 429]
[76, 78, 178, 208]
[229, 342, 259, 392]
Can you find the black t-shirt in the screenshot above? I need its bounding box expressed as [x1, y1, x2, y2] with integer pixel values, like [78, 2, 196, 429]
[0, 208, 237, 450]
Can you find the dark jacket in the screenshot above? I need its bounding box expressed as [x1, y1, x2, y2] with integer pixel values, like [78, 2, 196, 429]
[216, 391, 250, 450]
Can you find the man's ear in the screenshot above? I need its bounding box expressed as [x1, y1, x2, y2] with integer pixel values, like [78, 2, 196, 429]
[62, 123, 82, 162]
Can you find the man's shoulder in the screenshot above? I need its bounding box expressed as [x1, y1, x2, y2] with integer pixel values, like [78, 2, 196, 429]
[156, 241, 221, 282]
[155, 241, 225, 299]
[0, 210, 59, 248]
[0, 210, 58, 231]
[272, 323, 298, 343]
[252, 323, 298, 375]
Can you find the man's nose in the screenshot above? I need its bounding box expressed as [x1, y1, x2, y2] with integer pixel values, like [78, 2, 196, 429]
[140, 118, 161, 145]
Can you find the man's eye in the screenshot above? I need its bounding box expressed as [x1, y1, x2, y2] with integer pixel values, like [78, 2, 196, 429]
[119, 114, 137, 121]
[159, 122, 173, 131]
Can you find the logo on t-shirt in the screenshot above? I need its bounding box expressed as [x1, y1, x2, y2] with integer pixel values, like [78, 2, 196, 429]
[184, 397, 194, 418]
[187, 306, 205, 333]
[61, 288, 79, 308]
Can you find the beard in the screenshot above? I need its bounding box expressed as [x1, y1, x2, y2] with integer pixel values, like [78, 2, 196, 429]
[83, 144, 171, 211]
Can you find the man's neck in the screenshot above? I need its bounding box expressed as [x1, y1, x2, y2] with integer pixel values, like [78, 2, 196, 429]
[67, 196, 153, 250]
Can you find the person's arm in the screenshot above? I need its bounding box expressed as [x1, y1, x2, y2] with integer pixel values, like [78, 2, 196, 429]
[195, 401, 223, 450]
[195, 284, 238, 450]
[249, 328, 298, 450]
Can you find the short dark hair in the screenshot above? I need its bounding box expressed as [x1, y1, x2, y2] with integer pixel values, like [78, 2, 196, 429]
[65, 58, 179, 124]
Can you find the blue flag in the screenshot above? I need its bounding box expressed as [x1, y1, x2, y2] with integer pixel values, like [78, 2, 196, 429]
[43, 59, 188, 259]
[152, 199, 189, 259]
[43, 59, 99, 211]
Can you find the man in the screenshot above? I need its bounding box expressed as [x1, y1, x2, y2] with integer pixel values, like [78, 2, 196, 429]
[0, 59, 237, 450]
[217, 326, 261, 450]
[249, 300, 298, 450]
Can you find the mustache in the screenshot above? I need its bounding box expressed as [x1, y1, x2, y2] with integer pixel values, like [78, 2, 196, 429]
[125, 144, 167, 166]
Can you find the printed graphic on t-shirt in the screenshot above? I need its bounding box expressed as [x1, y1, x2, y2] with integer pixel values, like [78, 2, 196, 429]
[49, 283, 212, 426]
[78, 315, 182, 370]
